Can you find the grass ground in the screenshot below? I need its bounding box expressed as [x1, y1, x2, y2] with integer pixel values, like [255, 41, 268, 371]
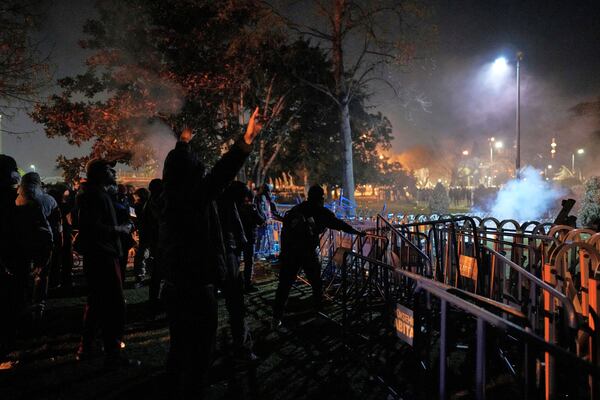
[353, 198, 470, 217]
[0, 260, 400, 400]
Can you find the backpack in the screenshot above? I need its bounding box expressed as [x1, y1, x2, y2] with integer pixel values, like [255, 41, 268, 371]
[282, 205, 318, 252]
[16, 203, 53, 265]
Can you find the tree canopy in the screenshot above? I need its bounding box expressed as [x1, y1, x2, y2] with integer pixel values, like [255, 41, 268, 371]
[1, 0, 51, 128]
[32, 0, 405, 188]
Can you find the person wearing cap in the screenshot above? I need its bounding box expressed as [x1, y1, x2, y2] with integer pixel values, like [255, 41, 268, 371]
[272, 184, 365, 327]
[75, 158, 137, 367]
[160, 108, 262, 398]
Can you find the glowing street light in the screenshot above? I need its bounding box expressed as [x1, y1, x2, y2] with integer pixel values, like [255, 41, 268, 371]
[462, 150, 469, 156]
[490, 53, 523, 178]
[491, 57, 509, 76]
[30, 164, 36, 172]
[494, 141, 503, 149]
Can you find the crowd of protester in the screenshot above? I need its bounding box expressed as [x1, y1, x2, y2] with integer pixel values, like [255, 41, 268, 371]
[0, 108, 365, 398]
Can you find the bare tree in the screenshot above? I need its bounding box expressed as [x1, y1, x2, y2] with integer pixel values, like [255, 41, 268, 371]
[0, 0, 51, 132]
[266, 0, 433, 215]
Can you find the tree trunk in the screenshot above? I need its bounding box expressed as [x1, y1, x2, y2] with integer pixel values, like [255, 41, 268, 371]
[339, 100, 356, 215]
[332, 0, 355, 216]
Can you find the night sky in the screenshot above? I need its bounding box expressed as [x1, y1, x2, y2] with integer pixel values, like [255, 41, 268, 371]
[3, 0, 600, 178]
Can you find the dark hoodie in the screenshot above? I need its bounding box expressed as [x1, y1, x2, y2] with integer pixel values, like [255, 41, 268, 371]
[75, 182, 122, 257]
[159, 138, 252, 284]
[0, 155, 18, 273]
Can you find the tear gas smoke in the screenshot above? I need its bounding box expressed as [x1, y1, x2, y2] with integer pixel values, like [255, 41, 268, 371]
[487, 166, 566, 222]
[129, 120, 177, 178]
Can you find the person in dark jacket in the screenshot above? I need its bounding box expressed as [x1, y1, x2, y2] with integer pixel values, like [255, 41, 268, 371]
[217, 181, 255, 360]
[160, 108, 262, 398]
[132, 187, 150, 284]
[48, 185, 75, 289]
[112, 185, 135, 285]
[145, 178, 163, 316]
[236, 184, 265, 292]
[0, 155, 20, 359]
[15, 172, 56, 320]
[272, 185, 365, 326]
[75, 159, 136, 367]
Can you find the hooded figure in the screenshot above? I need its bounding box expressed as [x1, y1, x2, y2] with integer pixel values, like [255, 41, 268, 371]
[15, 172, 59, 317]
[272, 185, 365, 326]
[75, 158, 136, 367]
[160, 110, 262, 398]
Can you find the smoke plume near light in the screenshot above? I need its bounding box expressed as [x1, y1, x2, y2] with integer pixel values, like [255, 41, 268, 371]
[487, 166, 566, 221]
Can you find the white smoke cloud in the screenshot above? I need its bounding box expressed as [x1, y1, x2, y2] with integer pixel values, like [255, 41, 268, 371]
[129, 119, 177, 178]
[489, 166, 566, 222]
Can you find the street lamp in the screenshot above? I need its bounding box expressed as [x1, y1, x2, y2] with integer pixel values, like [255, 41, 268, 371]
[30, 164, 36, 172]
[488, 53, 523, 177]
[515, 52, 524, 179]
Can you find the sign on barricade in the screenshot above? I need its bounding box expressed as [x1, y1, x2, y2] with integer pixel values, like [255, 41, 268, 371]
[394, 304, 414, 346]
[459, 255, 478, 281]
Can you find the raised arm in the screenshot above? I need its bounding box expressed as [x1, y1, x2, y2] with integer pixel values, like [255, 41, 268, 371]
[203, 108, 263, 198]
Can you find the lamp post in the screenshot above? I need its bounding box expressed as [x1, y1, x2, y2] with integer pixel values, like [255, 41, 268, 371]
[488, 138, 503, 186]
[515, 51, 523, 178]
[572, 148, 584, 177]
[491, 53, 522, 178]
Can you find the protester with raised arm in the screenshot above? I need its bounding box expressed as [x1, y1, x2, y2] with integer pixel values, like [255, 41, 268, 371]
[160, 108, 262, 398]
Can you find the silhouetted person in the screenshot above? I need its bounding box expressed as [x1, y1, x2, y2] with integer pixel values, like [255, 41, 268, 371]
[217, 181, 255, 360]
[145, 178, 163, 316]
[160, 109, 262, 398]
[75, 159, 137, 367]
[272, 185, 364, 326]
[0, 155, 20, 358]
[112, 184, 135, 285]
[15, 172, 55, 320]
[48, 185, 75, 288]
[254, 183, 281, 258]
[133, 187, 150, 284]
[236, 184, 264, 292]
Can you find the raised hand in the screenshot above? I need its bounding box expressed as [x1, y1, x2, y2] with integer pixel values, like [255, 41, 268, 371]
[244, 107, 263, 145]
